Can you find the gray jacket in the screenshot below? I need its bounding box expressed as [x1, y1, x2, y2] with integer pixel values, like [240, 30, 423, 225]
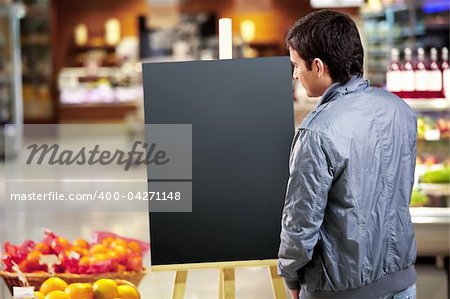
[278, 76, 417, 298]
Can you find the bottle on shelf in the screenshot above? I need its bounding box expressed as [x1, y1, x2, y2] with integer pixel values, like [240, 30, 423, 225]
[428, 47, 443, 95]
[441, 47, 449, 100]
[401, 47, 415, 94]
[414, 47, 428, 93]
[386, 48, 402, 92]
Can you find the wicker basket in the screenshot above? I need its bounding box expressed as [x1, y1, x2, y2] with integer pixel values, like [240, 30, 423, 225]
[0, 269, 147, 294]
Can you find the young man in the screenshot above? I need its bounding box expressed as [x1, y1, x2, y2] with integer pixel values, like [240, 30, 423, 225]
[278, 10, 417, 299]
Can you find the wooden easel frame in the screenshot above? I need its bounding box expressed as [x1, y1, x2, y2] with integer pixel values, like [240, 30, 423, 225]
[151, 259, 286, 299]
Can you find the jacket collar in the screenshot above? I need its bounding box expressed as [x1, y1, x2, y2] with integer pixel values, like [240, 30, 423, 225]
[319, 76, 369, 106]
[298, 76, 369, 130]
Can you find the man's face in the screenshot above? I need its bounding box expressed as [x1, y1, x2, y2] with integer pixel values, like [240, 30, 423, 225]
[289, 48, 321, 97]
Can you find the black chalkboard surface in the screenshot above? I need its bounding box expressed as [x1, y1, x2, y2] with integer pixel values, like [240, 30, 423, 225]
[142, 57, 294, 266]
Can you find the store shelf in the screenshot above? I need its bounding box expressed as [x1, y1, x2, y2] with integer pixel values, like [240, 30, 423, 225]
[59, 102, 137, 121]
[417, 183, 450, 197]
[410, 207, 450, 224]
[386, 3, 410, 13]
[71, 44, 116, 52]
[367, 65, 387, 73]
[404, 98, 450, 111]
[418, 139, 450, 144]
[394, 26, 426, 38]
[367, 50, 387, 58]
[361, 2, 449, 93]
[19, 0, 54, 123]
[426, 23, 450, 31]
[412, 207, 450, 256]
[21, 34, 50, 45]
[25, 4, 50, 18]
[366, 37, 387, 44]
[362, 3, 413, 17]
[361, 10, 385, 19]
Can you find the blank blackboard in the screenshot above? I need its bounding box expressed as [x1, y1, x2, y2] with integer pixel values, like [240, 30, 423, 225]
[142, 57, 294, 266]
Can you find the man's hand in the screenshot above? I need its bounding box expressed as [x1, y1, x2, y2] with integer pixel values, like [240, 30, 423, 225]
[290, 289, 300, 299]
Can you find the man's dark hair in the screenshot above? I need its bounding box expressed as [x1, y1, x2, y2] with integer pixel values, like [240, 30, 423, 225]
[286, 10, 364, 84]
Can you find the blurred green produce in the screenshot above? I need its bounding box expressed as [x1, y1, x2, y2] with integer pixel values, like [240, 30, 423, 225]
[410, 189, 428, 207]
[420, 168, 450, 184]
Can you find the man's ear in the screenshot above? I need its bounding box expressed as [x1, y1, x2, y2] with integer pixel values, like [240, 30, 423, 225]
[313, 58, 327, 79]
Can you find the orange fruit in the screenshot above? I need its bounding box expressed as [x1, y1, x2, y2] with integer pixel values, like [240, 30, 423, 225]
[89, 244, 107, 254]
[113, 245, 130, 261]
[51, 237, 71, 251]
[44, 290, 70, 299]
[93, 279, 118, 299]
[39, 277, 68, 295]
[34, 242, 51, 254]
[106, 250, 119, 260]
[26, 251, 42, 270]
[117, 285, 140, 299]
[79, 256, 90, 267]
[18, 259, 31, 272]
[101, 237, 114, 248]
[73, 238, 89, 249]
[127, 241, 142, 255]
[58, 249, 71, 259]
[126, 254, 143, 272]
[90, 253, 107, 263]
[34, 291, 45, 299]
[71, 246, 87, 256]
[27, 250, 42, 260]
[110, 238, 127, 248]
[65, 283, 94, 299]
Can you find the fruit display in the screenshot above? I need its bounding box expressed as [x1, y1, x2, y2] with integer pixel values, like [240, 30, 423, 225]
[417, 116, 450, 140]
[420, 167, 450, 184]
[31, 277, 140, 299]
[436, 118, 450, 139]
[410, 189, 429, 207]
[416, 155, 441, 167]
[1, 230, 149, 275]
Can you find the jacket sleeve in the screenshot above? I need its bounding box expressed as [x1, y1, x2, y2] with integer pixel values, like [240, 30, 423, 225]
[277, 129, 334, 290]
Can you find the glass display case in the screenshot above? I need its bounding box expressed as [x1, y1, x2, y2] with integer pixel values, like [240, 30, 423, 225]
[0, 3, 25, 157]
[409, 101, 450, 256]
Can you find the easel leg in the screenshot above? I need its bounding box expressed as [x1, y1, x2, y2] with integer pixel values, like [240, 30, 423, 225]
[219, 268, 235, 299]
[172, 270, 188, 299]
[269, 265, 287, 299]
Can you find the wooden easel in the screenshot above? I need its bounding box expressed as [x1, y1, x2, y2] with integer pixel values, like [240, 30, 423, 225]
[151, 259, 286, 299]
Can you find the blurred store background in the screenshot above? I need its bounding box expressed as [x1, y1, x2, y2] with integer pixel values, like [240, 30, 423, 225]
[0, 0, 449, 298]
